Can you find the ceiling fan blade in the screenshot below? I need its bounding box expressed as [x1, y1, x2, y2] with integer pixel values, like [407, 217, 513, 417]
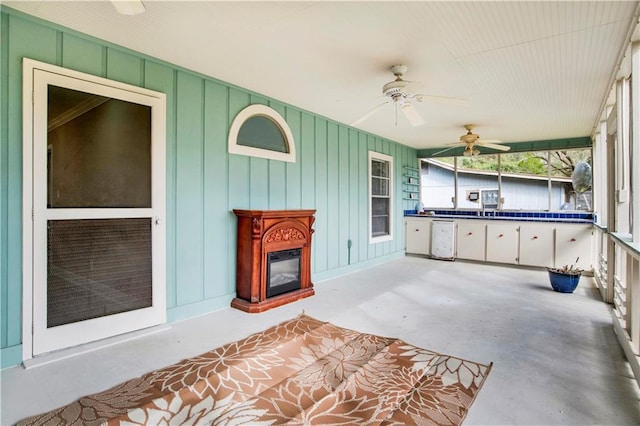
[112, 0, 146, 15]
[413, 94, 468, 106]
[401, 80, 421, 94]
[401, 103, 424, 126]
[351, 101, 391, 126]
[430, 146, 458, 157]
[477, 141, 510, 151]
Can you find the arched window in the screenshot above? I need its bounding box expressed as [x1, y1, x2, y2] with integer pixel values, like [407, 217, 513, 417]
[228, 104, 296, 162]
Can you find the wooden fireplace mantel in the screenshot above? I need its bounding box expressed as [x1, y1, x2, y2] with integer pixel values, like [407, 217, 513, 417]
[231, 209, 316, 313]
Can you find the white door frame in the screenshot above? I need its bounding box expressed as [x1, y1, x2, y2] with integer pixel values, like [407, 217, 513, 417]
[22, 58, 167, 361]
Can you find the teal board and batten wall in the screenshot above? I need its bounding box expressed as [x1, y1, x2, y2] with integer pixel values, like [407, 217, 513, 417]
[0, 8, 418, 368]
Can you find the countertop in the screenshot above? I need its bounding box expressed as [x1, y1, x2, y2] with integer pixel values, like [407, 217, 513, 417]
[405, 213, 593, 224]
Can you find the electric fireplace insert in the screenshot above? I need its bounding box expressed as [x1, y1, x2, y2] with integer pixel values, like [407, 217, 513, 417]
[266, 248, 301, 298]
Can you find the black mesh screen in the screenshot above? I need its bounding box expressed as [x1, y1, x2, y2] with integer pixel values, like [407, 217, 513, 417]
[47, 218, 152, 328]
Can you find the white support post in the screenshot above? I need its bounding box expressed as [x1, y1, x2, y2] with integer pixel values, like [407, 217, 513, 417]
[615, 79, 631, 234]
[598, 122, 608, 227]
[631, 255, 640, 352]
[607, 116, 618, 301]
[631, 42, 640, 242]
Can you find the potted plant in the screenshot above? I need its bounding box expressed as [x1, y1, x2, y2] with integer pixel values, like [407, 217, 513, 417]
[548, 257, 582, 293]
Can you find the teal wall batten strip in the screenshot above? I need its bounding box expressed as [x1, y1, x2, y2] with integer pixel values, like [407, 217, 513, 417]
[175, 71, 205, 306]
[203, 81, 229, 300]
[337, 126, 350, 268]
[0, 8, 417, 367]
[0, 345, 22, 369]
[167, 294, 236, 324]
[348, 129, 360, 265]
[358, 133, 368, 263]
[55, 29, 63, 65]
[284, 108, 302, 210]
[267, 101, 287, 211]
[0, 11, 9, 349]
[314, 117, 328, 274]
[101, 45, 108, 78]
[199, 78, 206, 300]
[326, 122, 339, 271]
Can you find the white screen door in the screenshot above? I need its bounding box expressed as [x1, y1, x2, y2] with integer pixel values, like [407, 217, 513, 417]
[23, 59, 166, 358]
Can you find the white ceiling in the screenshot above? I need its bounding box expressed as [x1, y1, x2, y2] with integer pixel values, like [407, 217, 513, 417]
[6, 1, 640, 151]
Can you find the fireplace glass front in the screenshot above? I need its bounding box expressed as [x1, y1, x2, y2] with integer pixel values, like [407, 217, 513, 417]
[266, 248, 301, 298]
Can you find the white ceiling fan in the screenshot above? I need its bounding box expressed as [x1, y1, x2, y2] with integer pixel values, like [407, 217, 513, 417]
[352, 65, 466, 128]
[434, 125, 511, 157]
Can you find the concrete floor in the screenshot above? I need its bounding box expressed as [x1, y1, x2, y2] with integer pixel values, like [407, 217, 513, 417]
[2, 256, 640, 425]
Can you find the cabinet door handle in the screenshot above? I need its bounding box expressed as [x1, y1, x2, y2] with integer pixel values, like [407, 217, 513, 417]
[468, 232, 473, 236]
[570, 238, 576, 242]
[415, 229, 420, 232]
[533, 236, 538, 240]
[498, 234, 504, 238]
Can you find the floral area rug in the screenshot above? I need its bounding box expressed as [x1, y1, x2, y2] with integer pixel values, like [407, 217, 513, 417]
[18, 314, 492, 425]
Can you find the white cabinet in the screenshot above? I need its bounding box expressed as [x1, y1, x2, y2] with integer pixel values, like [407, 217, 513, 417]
[519, 223, 555, 267]
[405, 218, 431, 255]
[555, 225, 593, 270]
[486, 223, 519, 264]
[456, 221, 486, 261]
[405, 216, 593, 271]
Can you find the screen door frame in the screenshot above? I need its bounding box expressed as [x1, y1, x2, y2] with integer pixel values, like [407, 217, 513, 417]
[22, 59, 167, 360]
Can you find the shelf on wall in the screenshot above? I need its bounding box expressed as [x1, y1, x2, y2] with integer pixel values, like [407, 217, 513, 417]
[402, 165, 421, 203]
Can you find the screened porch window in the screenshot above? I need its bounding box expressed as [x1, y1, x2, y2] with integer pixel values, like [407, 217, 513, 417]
[422, 147, 592, 211]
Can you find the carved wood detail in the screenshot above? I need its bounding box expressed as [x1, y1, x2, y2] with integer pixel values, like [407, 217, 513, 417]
[264, 227, 305, 243]
[232, 209, 316, 313]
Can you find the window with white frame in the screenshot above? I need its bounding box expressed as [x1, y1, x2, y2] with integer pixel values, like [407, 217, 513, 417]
[369, 151, 393, 243]
[228, 104, 296, 162]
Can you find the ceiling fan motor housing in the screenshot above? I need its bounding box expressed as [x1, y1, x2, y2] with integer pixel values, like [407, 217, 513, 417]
[382, 79, 410, 101]
[461, 132, 479, 143]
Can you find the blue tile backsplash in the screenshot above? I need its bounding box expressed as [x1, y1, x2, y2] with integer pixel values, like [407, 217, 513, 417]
[404, 209, 593, 223]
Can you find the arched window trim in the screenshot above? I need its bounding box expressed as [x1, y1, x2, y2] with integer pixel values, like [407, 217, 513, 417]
[228, 104, 296, 163]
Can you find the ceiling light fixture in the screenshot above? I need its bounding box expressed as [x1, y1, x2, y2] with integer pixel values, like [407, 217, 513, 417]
[112, 0, 146, 16]
[463, 146, 481, 157]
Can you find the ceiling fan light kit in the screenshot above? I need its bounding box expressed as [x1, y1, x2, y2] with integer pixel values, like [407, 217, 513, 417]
[463, 146, 481, 157]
